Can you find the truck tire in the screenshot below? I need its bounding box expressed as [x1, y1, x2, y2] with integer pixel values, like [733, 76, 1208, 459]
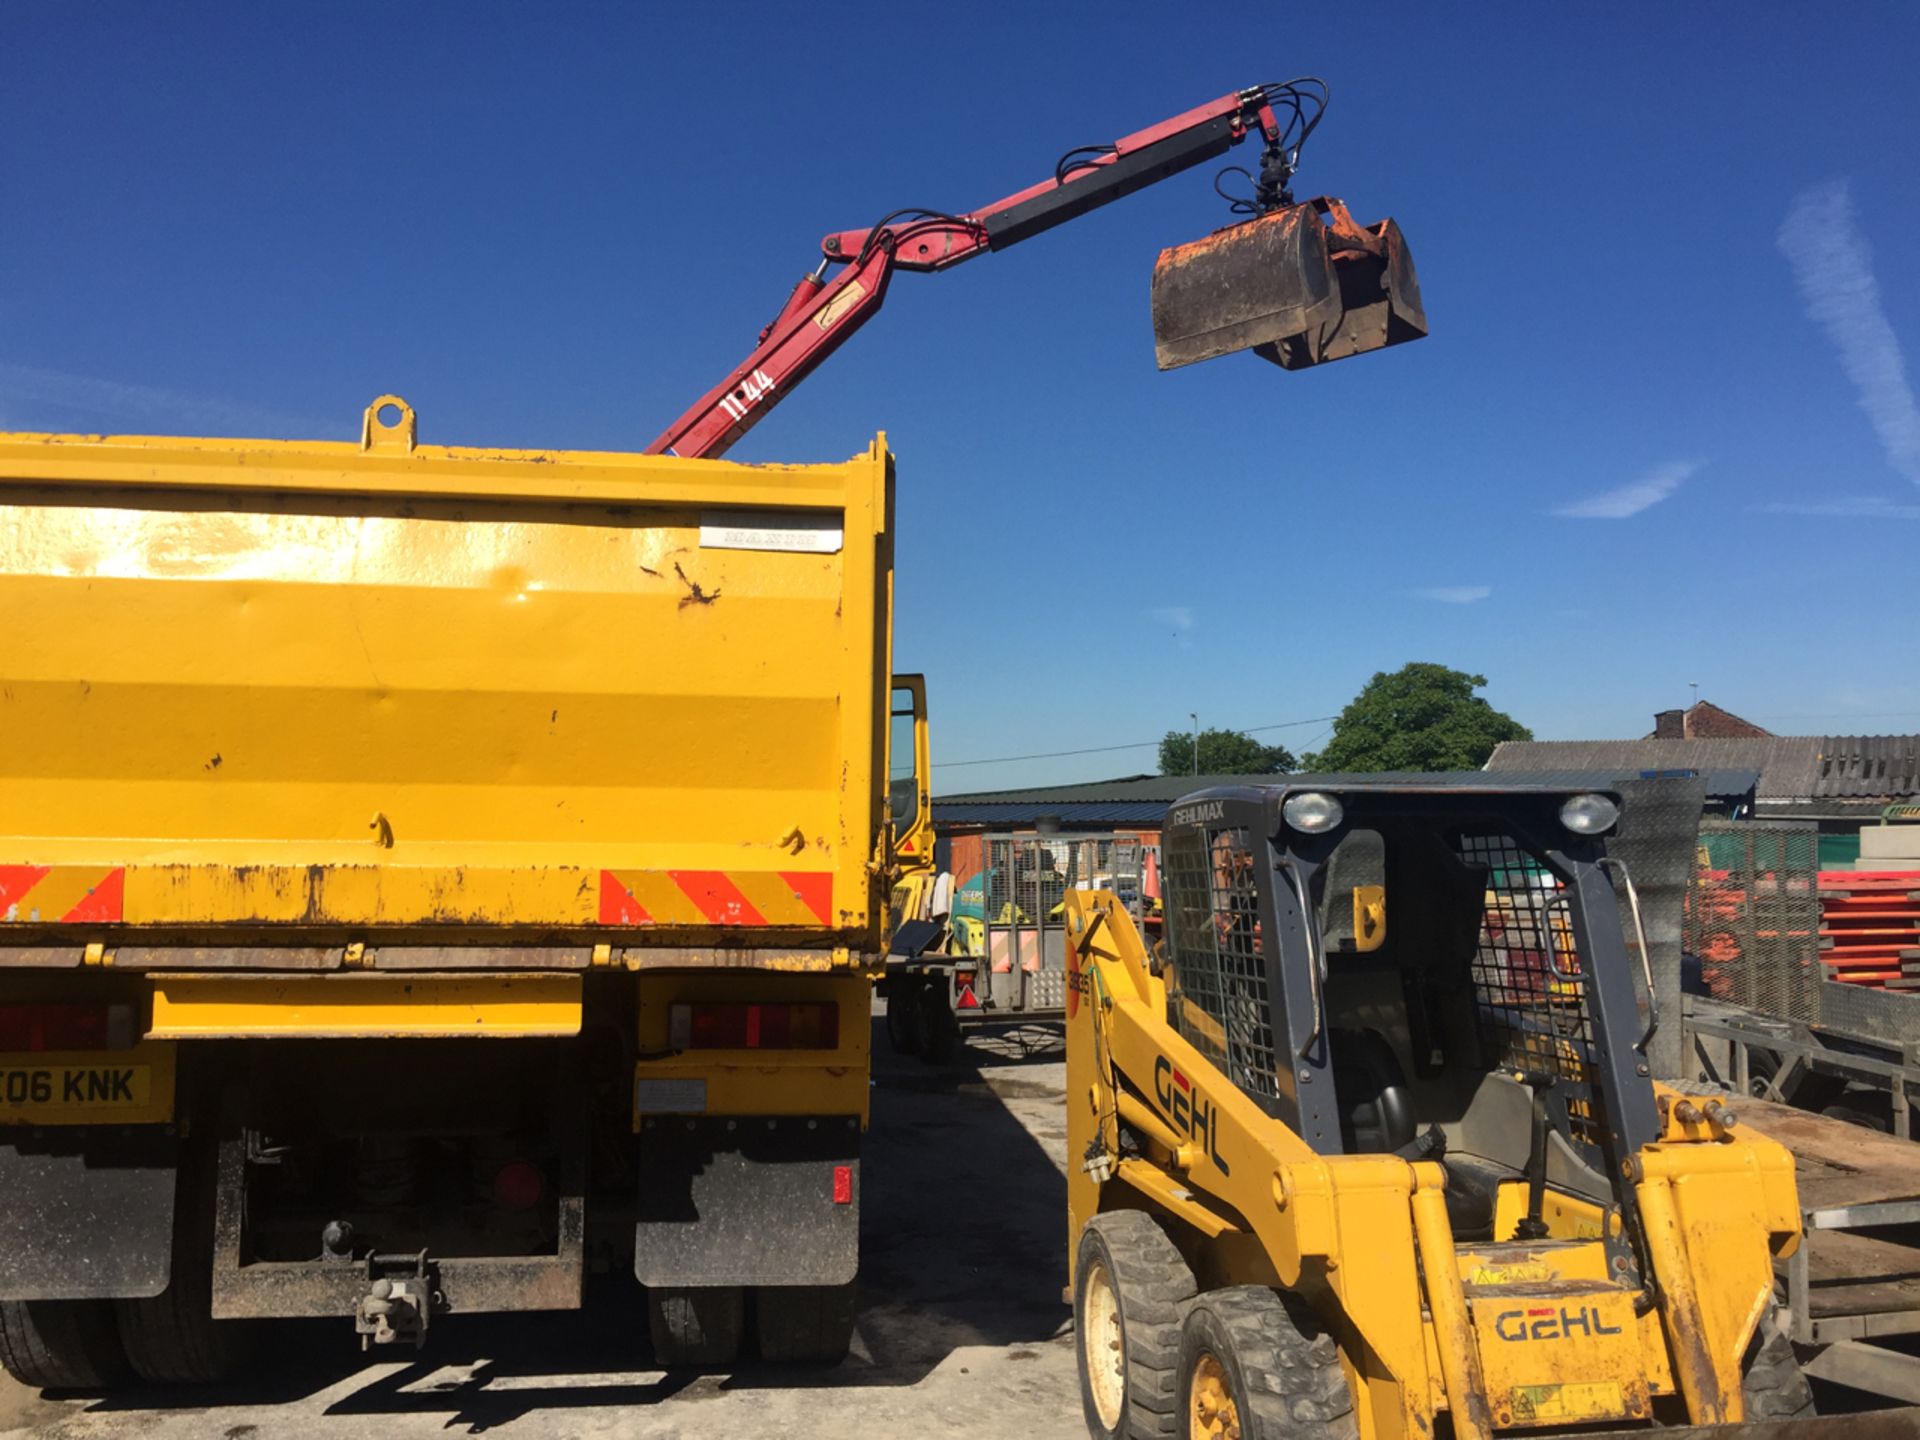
[1075, 1209, 1197, 1439]
[1743, 1304, 1816, 1421]
[915, 978, 959, 1065]
[0, 1300, 128, 1391]
[885, 978, 923, 1056]
[648, 1285, 743, 1367]
[754, 1282, 856, 1363]
[1175, 1286, 1357, 1440]
[114, 1145, 244, 1384]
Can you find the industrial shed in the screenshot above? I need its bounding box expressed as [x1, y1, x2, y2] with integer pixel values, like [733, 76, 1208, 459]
[1486, 735, 1920, 827]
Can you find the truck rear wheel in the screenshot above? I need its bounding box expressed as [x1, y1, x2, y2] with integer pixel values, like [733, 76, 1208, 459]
[647, 1285, 743, 1367]
[885, 978, 923, 1055]
[0, 1300, 128, 1391]
[754, 1282, 856, 1363]
[1075, 1210, 1197, 1438]
[114, 1145, 244, 1384]
[1175, 1286, 1357, 1440]
[914, 978, 959, 1064]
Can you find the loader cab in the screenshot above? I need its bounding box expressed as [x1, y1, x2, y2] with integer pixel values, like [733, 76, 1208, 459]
[1159, 782, 1660, 1242]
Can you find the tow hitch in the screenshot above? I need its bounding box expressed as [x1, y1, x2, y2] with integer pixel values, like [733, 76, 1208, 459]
[354, 1251, 437, 1349]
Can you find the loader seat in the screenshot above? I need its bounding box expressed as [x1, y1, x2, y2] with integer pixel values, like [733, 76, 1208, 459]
[1332, 1028, 1417, 1154]
[1332, 1027, 1501, 1238]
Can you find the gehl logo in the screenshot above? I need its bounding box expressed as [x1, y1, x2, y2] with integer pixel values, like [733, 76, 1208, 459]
[1151, 1056, 1230, 1176]
[1493, 1305, 1624, 1341]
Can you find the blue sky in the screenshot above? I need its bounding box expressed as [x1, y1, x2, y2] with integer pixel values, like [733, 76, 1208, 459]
[5, 4, 1918, 792]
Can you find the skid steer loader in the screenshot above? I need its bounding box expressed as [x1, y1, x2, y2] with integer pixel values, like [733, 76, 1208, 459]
[1065, 780, 1918, 1440]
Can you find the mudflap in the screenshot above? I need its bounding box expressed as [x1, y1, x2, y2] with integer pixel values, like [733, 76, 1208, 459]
[634, 1116, 858, 1287]
[0, 1127, 178, 1299]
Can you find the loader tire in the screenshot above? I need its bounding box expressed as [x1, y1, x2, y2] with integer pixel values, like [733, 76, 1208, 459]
[1743, 1304, 1816, 1421]
[754, 1282, 856, 1363]
[114, 1142, 246, 1384]
[1075, 1209, 1197, 1439]
[0, 1300, 129, 1391]
[648, 1285, 743, 1367]
[1176, 1286, 1358, 1440]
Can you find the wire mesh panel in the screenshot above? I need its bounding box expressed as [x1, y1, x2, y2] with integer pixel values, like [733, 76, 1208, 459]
[981, 834, 1130, 1012]
[1456, 832, 1599, 1151]
[1164, 825, 1279, 1104]
[1685, 820, 1822, 1022]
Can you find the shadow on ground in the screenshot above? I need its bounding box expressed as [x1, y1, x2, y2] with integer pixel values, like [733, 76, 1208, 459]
[57, 1016, 1072, 1431]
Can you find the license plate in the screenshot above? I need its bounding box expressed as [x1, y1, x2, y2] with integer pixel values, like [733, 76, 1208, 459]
[0, 1063, 152, 1111]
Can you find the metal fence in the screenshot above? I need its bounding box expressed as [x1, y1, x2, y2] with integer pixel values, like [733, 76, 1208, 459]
[978, 833, 1156, 1015]
[1685, 819, 1823, 1023]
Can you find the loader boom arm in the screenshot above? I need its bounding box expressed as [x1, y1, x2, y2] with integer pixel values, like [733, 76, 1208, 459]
[645, 88, 1289, 459]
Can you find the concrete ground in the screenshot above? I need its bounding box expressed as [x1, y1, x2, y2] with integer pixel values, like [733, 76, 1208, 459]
[1, 1021, 1083, 1439]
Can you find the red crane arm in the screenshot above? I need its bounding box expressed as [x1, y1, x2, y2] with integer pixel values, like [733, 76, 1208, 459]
[645, 88, 1286, 460]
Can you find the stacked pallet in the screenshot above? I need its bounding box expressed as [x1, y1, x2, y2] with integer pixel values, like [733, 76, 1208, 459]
[1817, 870, 1920, 988]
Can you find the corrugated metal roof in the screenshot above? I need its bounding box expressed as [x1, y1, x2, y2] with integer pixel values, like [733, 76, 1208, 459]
[933, 774, 1282, 827]
[932, 767, 1763, 830]
[1810, 735, 1920, 798]
[936, 773, 1283, 805]
[930, 800, 1169, 826]
[1487, 736, 1920, 802]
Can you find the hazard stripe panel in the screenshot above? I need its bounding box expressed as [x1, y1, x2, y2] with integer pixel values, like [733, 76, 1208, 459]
[598, 870, 832, 926]
[0, 866, 126, 923]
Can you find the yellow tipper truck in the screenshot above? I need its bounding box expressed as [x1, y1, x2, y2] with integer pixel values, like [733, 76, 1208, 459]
[0, 397, 925, 1385]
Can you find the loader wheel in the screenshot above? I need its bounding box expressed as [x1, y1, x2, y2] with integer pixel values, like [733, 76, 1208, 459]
[114, 1141, 246, 1384]
[647, 1285, 743, 1367]
[0, 1300, 129, 1391]
[1075, 1210, 1197, 1438]
[754, 1282, 856, 1363]
[1176, 1286, 1357, 1440]
[1743, 1303, 1816, 1421]
[885, 978, 923, 1056]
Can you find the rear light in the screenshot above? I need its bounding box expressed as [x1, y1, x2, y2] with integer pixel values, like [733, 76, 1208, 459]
[668, 1002, 839, 1051]
[0, 1003, 136, 1052]
[492, 1161, 547, 1213]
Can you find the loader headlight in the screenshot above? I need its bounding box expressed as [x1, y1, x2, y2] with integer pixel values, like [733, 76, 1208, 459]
[1559, 793, 1619, 836]
[1281, 791, 1343, 834]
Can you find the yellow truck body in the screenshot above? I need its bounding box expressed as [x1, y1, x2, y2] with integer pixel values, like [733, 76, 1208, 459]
[0, 396, 892, 953]
[0, 398, 908, 1375]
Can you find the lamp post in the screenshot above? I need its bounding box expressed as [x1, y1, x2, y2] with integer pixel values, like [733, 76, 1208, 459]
[1190, 712, 1199, 776]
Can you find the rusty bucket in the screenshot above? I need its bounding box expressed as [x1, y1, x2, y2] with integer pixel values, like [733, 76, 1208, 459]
[1150, 197, 1426, 372]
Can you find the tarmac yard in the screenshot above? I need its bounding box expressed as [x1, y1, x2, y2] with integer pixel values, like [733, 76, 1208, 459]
[0, 1025, 1082, 1440]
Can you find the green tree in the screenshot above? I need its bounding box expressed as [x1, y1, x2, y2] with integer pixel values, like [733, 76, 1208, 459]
[1304, 663, 1531, 773]
[1157, 728, 1296, 777]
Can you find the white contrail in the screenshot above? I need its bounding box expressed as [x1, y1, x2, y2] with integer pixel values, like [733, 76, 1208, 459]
[1554, 461, 1695, 519]
[1410, 585, 1491, 604]
[1148, 605, 1197, 648]
[1778, 179, 1920, 487]
[1758, 495, 1920, 520]
[0, 362, 329, 438]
